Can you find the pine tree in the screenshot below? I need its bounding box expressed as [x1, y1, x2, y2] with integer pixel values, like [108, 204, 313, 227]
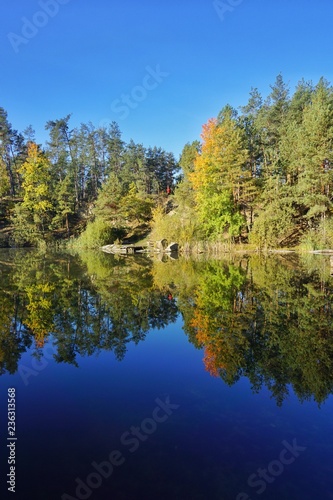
[0, 107, 25, 197]
[106, 121, 124, 177]
[295, 78, 333, 224]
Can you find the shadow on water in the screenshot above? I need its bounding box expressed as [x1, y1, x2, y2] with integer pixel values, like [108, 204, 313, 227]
[1, 248, 333, 406]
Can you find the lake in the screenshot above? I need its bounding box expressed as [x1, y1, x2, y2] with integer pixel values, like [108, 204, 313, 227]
[0, 249, 332, 500]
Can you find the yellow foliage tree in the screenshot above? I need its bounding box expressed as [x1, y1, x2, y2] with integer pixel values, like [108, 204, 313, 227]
[190, 112, 249, 239]
[13, 142, 54, 243]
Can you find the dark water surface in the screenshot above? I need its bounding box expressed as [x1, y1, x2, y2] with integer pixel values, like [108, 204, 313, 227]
[0, 249, 333, 500]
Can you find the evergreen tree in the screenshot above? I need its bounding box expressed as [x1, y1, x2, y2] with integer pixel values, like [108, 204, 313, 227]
[106, 121, 125, 176]
[0, 107, 25, 197]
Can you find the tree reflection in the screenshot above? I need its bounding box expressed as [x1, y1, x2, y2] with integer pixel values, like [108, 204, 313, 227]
[0, 250, 178, 374]
[1, 250, 333, 405]
[161, 255, 333, 406]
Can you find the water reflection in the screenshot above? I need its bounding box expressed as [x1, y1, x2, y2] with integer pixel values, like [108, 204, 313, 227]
[1, 249, 333, 406]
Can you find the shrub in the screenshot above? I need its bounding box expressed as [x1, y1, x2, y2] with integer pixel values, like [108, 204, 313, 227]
[70, 218, 126, 249]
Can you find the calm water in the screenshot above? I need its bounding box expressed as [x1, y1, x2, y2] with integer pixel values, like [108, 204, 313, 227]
[0, 250, 333, 500]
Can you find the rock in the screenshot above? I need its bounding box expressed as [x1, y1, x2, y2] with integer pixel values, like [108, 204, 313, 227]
[155, 239, 168, 251]
[101, 244, 118, 254]
[166, 242, 179, 253]
[101, 244, 145, 254]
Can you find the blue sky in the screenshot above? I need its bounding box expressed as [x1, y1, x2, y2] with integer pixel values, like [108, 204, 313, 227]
[1, 0, 333, 158]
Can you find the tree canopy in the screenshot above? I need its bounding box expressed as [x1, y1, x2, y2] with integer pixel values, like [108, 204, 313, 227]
[2, 74, 333, 250]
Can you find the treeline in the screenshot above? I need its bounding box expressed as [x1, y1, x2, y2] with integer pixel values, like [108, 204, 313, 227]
[2, 74, 333, 249]
[0, 110, 179, 246]
[153, 74, 333, 249]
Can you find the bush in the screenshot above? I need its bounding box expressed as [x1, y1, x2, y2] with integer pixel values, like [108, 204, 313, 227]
[250, 200, 295, 249]
[70, 218, 126, 249]
[150, 203, 199, 245]
[299, 217, 333, 251]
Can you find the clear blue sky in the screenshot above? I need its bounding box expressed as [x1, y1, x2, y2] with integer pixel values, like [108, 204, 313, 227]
[1, 0, 333, 159]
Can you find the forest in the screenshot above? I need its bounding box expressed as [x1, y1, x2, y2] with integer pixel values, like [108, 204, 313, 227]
[1, 74, 333, 250]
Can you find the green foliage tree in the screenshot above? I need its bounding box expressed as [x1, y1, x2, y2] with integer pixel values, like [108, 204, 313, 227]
[190, 112, 249, 240]
[106, 121, 125, 176]
[12, 142, 53, 245]
[0, 107, 26, 197]
[52, 174, 76, 235]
